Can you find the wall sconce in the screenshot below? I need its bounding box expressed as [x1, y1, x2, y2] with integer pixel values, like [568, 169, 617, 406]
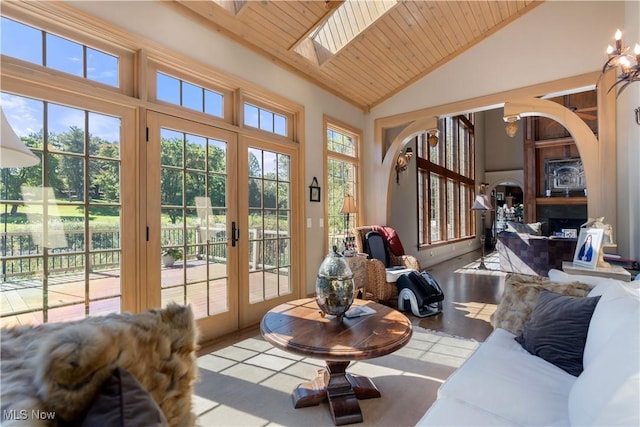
[427, 129, 439, 147]
[395, 147, 413, 184]
[598, 29, 639, 97]
[503, 115, 520, 138]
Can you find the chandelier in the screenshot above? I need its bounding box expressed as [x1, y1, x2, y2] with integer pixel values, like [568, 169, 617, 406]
[598, 29, 639, 96]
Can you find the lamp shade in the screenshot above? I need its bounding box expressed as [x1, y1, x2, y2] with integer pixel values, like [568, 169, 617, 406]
[340, 195, 357, 214]
[471, 194, 493, 211]
[1, 108, 39, 168]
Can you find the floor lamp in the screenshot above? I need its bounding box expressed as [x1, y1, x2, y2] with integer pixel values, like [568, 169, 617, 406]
[471, 194, 493, 270]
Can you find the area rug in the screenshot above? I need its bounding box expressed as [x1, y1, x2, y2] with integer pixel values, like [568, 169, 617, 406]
[455, 251, 507, 276]
[193, 327, 479, 426]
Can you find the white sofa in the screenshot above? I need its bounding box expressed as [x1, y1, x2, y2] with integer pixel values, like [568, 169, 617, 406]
[417, 270, 640, 426]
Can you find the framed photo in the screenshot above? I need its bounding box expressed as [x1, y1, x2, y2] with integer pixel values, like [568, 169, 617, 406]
[496, 192, 504, 201]
[573, 228, 604, 269]
[309, 177, 321, 202]
[545, 157, 586, 195]
[562, 228, 577, 238]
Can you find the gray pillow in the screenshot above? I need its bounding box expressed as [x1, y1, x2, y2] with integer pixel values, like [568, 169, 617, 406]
[515, 290, 601, 376]
[81, 367, 168, 427]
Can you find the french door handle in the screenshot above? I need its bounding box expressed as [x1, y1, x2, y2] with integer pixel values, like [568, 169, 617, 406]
[231, 221, 240, 247]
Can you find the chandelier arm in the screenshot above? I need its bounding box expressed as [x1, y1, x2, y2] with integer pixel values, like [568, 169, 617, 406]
[601, 56, 619, 74]
[607, 77, 633, 94]
[615, 80, 635, 97]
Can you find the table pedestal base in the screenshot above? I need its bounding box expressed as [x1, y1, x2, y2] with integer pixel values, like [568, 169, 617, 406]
[292, 361, 380, 425]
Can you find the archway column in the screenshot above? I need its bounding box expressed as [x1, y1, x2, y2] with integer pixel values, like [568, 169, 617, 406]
[504, 95, 616, 243]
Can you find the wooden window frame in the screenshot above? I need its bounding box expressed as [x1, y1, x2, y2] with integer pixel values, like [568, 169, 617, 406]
[418, 115, 475, 247]
[323, 115, 362, 254]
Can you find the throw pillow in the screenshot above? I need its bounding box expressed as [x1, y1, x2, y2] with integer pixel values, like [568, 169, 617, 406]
[490, 273, 593, 335]
[505, 221, 543, 235]
[81, 367, 169, 427]
[515, 290, 601, 376]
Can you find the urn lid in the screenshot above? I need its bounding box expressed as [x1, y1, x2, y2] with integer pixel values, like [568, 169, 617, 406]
[317, 246, 353, 279]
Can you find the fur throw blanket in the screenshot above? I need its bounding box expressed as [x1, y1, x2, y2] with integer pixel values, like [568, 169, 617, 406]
[1, 304, 198, 427]
[491, 274, 593, 335]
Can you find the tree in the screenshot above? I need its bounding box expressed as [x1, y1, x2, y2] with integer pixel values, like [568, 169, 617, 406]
[160, 137, 184, 224]
[55, 126, 86, 201]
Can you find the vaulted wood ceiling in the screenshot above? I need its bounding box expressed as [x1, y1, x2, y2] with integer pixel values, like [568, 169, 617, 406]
[175, 1, 542, 111]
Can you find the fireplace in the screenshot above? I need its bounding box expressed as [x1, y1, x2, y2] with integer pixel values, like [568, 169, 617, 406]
[536, 204, 587, 236]
[547, 218, 587, 237]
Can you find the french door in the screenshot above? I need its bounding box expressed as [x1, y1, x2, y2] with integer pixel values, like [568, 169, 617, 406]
[237, 135, 299, 327]
[146, 112, 299, 342]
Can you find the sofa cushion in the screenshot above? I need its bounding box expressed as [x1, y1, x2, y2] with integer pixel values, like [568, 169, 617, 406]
[515, 291, 601, 376]
[81, 367, 168, 427]
[490, 274, 593, 335]
[548, 269, 626, 296]
[506, 221, 542, 235]
[437, 328, 575, 426]
[417, 397, 517, 426]
[568, 304, 640, 426]
[583, 282, 640, 369]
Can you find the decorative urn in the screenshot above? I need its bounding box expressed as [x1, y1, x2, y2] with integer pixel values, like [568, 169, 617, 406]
[315, 246, 355, 321]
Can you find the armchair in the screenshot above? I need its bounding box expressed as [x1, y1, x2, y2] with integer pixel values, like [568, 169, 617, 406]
[353, 226, 421, 270]
[353, 226, 421, 303]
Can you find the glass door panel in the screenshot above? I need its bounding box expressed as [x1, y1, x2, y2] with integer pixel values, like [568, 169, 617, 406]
[147, 112, 237, 341]
[1, 93, 130, 327]
[239, 137, 298, 327]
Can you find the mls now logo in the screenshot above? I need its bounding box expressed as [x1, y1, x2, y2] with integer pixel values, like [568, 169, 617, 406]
[3, 409, 56, 421]
[3, 410, 28, 420]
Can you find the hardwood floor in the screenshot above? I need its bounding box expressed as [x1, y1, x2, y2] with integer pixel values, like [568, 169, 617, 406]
[199, 250, 505, 355]
[407, 250, 505, 342]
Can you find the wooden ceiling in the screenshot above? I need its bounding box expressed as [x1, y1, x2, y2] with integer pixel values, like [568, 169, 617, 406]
[175, 1, 542, 111]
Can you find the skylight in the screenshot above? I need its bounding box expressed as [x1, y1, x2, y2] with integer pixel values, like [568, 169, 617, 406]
[294, 0, 397, 66]
[211, 0, 247, 15]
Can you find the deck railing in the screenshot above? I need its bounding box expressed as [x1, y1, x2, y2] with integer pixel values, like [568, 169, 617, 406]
[1, 226, 289, 281]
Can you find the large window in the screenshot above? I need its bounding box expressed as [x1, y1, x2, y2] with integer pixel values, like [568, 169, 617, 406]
[1, 93, 125, 325]
[418, 115, 475, 246]
[0, 2, 303, 336]
[325, 118, 361, 251]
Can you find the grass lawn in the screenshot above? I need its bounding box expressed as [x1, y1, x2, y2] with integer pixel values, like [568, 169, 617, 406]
[0, 202, 120, 232]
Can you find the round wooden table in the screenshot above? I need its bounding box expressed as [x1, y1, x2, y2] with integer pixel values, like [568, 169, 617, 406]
[260, 298, 413, 426]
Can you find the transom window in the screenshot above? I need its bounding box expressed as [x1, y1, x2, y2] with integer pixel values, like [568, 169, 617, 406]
[1, 17, 119, 88]
[243, 103, 287, 137]
[418, 115, 475, 246]
[156, 72, 224, 118]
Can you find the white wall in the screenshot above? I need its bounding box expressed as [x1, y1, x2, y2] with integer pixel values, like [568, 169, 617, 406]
[68, 1, 367, 295]
[366, 1, 639, 265]
[618, 0, 640, 260]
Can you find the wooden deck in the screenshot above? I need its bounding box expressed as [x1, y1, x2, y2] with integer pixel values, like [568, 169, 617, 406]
[0, 260, 291, 327]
